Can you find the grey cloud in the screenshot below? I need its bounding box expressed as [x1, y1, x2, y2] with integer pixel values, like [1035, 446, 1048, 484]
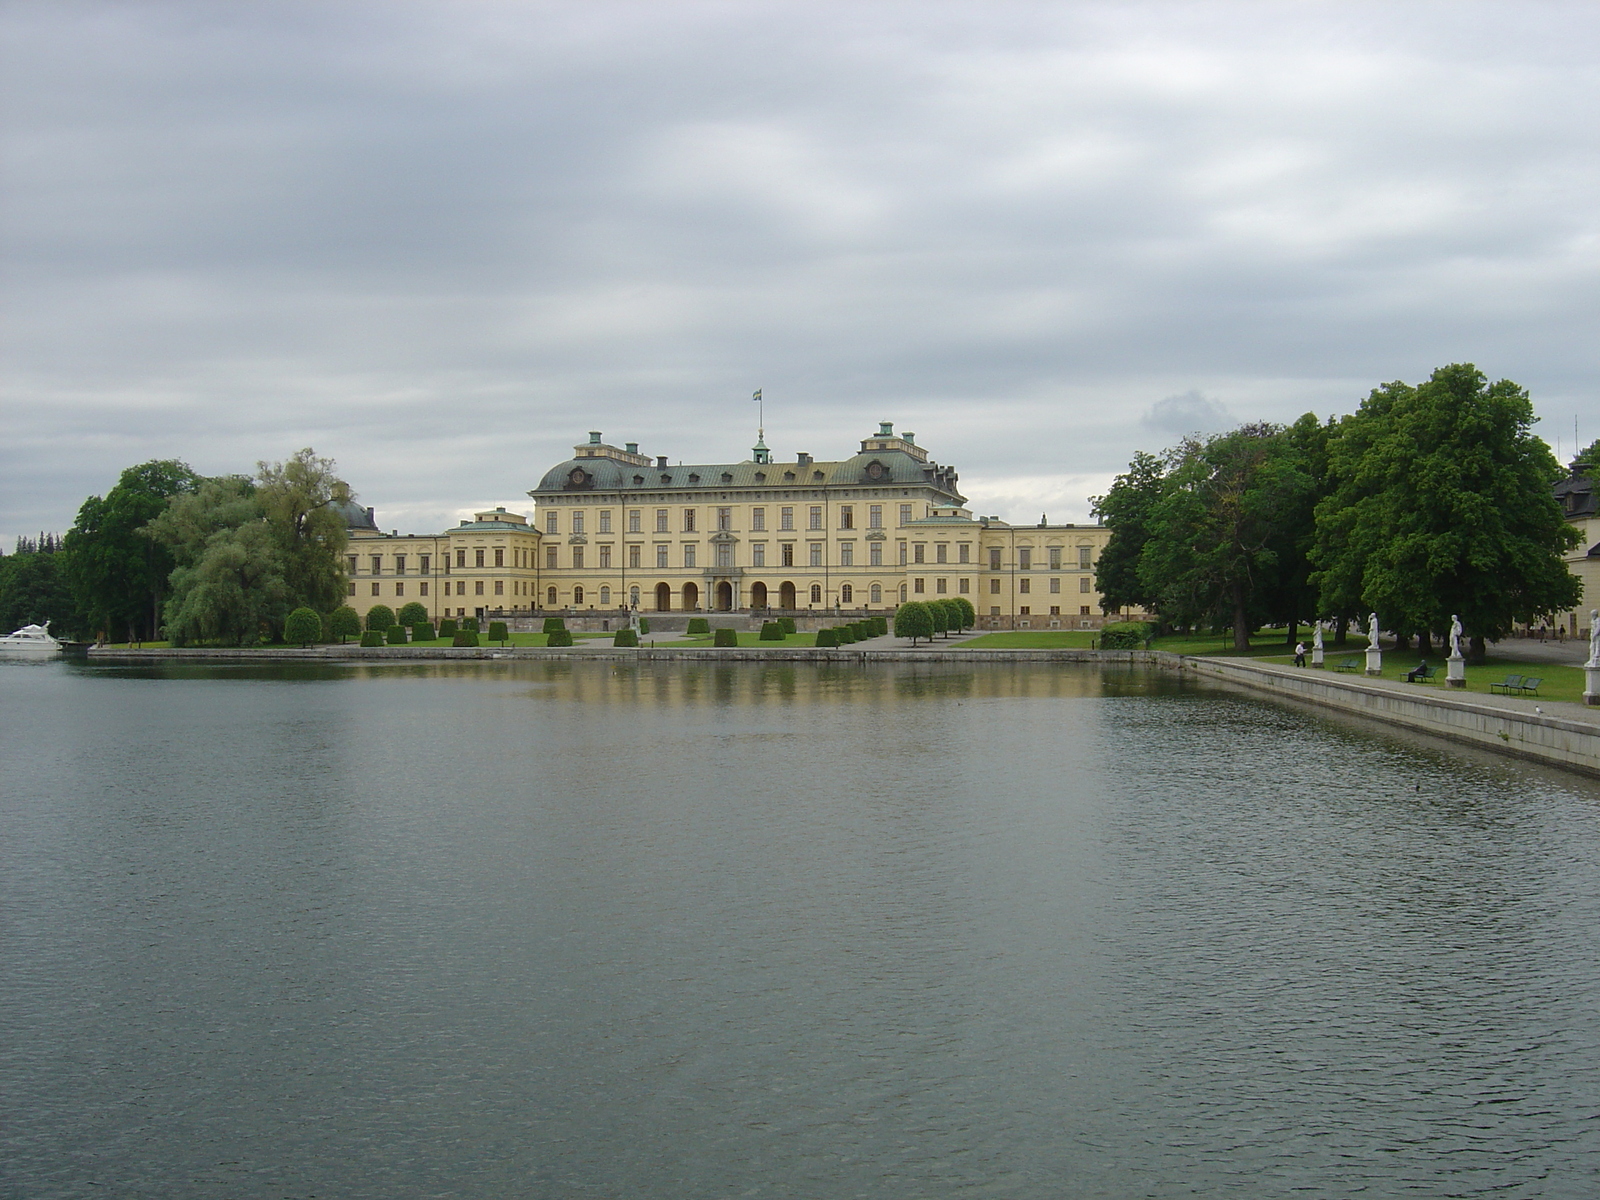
[1143, 390, 1234, 436]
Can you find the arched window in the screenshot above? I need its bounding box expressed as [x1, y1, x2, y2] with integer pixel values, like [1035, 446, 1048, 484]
[899, 584, 907, 602]
[629, 585, 641, 608]
[599, 586, 610, 606]
[810, 584, 822, 604]
[870, 584, 882, 604]
[547, 586, 557, 607]
[840, 583, 853, 604]
[574, 585, 584, 605]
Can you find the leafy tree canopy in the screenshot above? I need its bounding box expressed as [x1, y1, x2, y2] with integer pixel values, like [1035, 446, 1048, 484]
[1091, 451, 1165, 614]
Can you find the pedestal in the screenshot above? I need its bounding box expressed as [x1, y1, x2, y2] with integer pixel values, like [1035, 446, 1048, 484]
[1311, 648, 1324, 668]
[1446, 654, 1466, 689]
[1365, 647, 1382, 676]
[1585, 664, 1600, 706]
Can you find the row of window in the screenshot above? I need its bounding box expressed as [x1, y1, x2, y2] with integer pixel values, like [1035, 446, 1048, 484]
[356, 579, 536, 598]
[546, 503, 927, 536]
[347, 546, 540, 574]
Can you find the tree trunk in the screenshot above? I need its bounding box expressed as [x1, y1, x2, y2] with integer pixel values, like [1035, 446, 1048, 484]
[1417, 631, 1433, 657]
[1469, 633, 1487, 666]
[1232, 583, 1250, 652]
[1394, 633, 1410, 652]
[1286, 618, 1299, 646]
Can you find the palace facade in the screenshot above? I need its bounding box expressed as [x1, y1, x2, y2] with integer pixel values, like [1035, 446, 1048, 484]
[345, 423, 1130, 629]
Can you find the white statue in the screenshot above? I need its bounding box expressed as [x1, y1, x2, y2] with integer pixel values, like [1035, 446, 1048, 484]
[1313, 621, 1324, 653]
[1589, 609, 1600, 668]
[1367, 612, 1379, 648]
[1449, 614, 1464, 659]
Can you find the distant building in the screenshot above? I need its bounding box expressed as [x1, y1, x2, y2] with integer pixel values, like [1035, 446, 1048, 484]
[1554, 462, 1598, 638]
[345, 423, 1142, 630]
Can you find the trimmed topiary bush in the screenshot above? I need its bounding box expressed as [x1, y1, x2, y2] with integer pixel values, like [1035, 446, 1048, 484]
[613, 627, 639, 647]
[542, 617, 567, 633]
[396, 601, 429, 628]
[546, 628, 574, 647]
[452, 630, 479, 647]
[686, 617, 710, 635]
[778, 617, 796, 635]
[759, 621, 783, 640]
[284, 607, 321, 647]
[894, 601, 933, 645]
[365, 604, 396, 632]
[438, 618, 458, 639]
[411, 622, 435, 642]
[713, 627, 738, 647]
[1100, 621, 1152, 650]
[462, 616, 479, 632]
[359, 630, 385, 647]
[928, 600, 950, 637]
[952, 598, 974, 631]
[384, 624, 407, 645]
[638, 618, 649, 635]
[815, 627, 839, 648]
[835, 625, 855, 644]
[488, 621, 509, 644]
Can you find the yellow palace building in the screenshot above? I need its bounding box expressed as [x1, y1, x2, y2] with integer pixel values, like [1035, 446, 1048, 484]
[346, 423, 1128, 629]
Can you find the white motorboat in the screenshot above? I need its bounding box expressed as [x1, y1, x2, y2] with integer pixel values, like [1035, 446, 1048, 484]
[0, 621, 65, 655]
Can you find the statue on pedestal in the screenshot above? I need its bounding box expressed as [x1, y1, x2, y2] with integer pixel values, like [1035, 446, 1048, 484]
[1588, 609, 1600, 670]
[1448, 614, 1464, 660]
[1367, 612, 1380, 647]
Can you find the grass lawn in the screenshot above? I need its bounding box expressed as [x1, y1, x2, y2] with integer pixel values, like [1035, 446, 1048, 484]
[1243, 646, 1589, 705]
[961, 631, 1099, 649]
[657, 631, 819, 648]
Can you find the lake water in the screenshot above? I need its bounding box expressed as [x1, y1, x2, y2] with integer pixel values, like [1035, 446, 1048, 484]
[4, 658, 1599, 1198]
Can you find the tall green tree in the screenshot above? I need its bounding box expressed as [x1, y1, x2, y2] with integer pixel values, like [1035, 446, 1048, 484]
[254, 448, 352, 615]
[0, 542, 81, 636]
[1310, 364, 1579, 663]
[63, 459, 198, 640]
[1138, 423, 1314, 650]
[1091, 451, 1166, 615]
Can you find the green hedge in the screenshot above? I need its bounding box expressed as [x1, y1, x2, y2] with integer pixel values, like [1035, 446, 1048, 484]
[452, 630, 479, 647]
[542, 617, 566, 633]
[686, 617, 710, 635]
[488, 621, 509, 643]
[546, 628, 574, 647]
[396, 601, 429, 627]
[411, 622, 435, 642]
[638, 618, 650, 635]
[438, 618, 458, 639]
[778, 617, 796, 635]
[815, 627, 839, 647]
[835, 625, 855, 644]
[613, 628, 639, 647]
[462, 616, 479, 632]
[759, 621, 783, 640]
[1099, 621, 1152, 650]
[385, 625, 408, 645]
[359, 630, 385, 647]
[712, 627, 738, 647]
[365, 604, 396, 632]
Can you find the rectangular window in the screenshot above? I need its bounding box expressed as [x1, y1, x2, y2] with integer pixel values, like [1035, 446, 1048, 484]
[753, 543, 766, 567]
[870, 543, 882, 567]
[751, 507, 766, 531]
[475, 581, 484, 595]
[457, 581, 466, 595]
[935, 578, 947, 593]
[371, 582, 381, 595]
[599, 511, 612, 533]
[656, 509, 669, 532]
[1050, 547, 1062, 569]
[394, 582, 405, 596]
[456, 549, 466, 568]
[683, 509, 696, 532]
[839, 505, 853, 529]
[657, 545, 669, 568]
[684, 545, 696, 568]
[989, 578, 1001, 594]
[1081, 605, 1091, 615]
[717, 507, 731, 531]
[629, 545, 641, 568]
[349, 582, 357, 595]
[347, 555, 358, 573]
[1050, 577, 1061, 593]
[781, 544, 795, 567]
[989, 548, 1001, 570]
[1051, 605, 1060, 615]
[1080, 576, 1091, 593]
[395, 555, 407, 575]
[1019, 548, 1031, 570]
[1020, 606, 1030, 616]
[494, 580, 504, 595]
[1079, 547, 1092, 568]
[628, 510, 641, 533]
[546, 512, 559, 534]
[475, 549, 485, 568]
[571, 513, 584, 535]
[899, 504, 912, 526]
[913, 544, 925, 564]
[420, 582, 429, 595]
[869, 504, 882, 528]
[809, 544, 822, 567]
[1019, 578, 1030, 593]
[494, 548, 504, 567]
[780, 507, 794, 531]
[370, 555, 382, 575]
[546, 547, 558, 569]
[898, 542, 907, 565]
[808, 506, 822, 530]
[420, 555, 430, 574]
[839, 542, 853, 566]
[958, 578, 970, 593]
[599, 545, 612, 569]
[572, 547, 584, 569]
[716, 543, 732, 568]
[913, 578, 925, 593]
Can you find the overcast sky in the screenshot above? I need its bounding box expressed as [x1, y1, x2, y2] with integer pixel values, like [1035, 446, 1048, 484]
[3, 0, 1597, 541]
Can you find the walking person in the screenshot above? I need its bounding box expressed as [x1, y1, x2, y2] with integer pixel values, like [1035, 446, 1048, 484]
[1294, 640, 1307, 668]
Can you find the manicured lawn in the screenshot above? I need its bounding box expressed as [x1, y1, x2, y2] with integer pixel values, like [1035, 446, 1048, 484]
[1246, 646, 1589, 705]
[658, 631, 819, 648]
[961, 631, 1099, 649]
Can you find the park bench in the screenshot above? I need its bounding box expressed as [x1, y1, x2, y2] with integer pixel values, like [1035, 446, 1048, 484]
[1404, 661, 1438, 684]
[1517, 677, 1542, 697]
[1332, 655, 1360, 672]
[1489, 674, 1523, 695]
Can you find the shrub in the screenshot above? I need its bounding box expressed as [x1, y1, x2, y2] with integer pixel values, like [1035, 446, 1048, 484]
[778, 617, 796, 635]
[411, 622, 435, 642]
[546, 628, 574, 647]
[452, 630, 479, 647]
[284, 607, 321, 647]
[438, 618, 458, 639]
[488, 621, 509, 644]
[759, 621, 784, 640]
[384, 625, 406, 645]
[686, 617, 710, 635]
[928, 600, 950, 637]
[638, 618, 650, 635]
[815, 627, 839, 647]
[835, 625, 855, 644]
[894, 601, 933, 644]
[713, 627, 738, 647]
[359, 630, 385, 647]
[851, 621, 869, 640]
[613, 627, 639, 647]
[952, 598, 975, 630]
[365, 604, 396, 632]
[396, 602, 429, 627]
[462, 616, 479, 632]
[542, 617, 567, 633]
[1100, 621, 1152, 650]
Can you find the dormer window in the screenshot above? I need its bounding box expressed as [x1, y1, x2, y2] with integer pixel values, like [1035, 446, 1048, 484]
[784, 471, 796, 482]
[633, 475, 644, 485]
[865, 460, 887, 480]
[812, 471, 824, 482]
[721, 472, 733, 484]
[660, 474, 672, 485]
[688, 473, 700, 484]
[754, 472, 766, 483]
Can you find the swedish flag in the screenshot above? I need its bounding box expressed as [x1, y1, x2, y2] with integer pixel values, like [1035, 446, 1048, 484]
[752, 389, 762, 402]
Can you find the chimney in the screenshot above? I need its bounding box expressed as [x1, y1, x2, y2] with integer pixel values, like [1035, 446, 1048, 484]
[588, 431, 602, 445]
[797, 452, 812, 467]
[657, 455, 669, 469]
[878, 421, 894, 436]
[625, 442, 638, 454]
[904, 433, 915, 444]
